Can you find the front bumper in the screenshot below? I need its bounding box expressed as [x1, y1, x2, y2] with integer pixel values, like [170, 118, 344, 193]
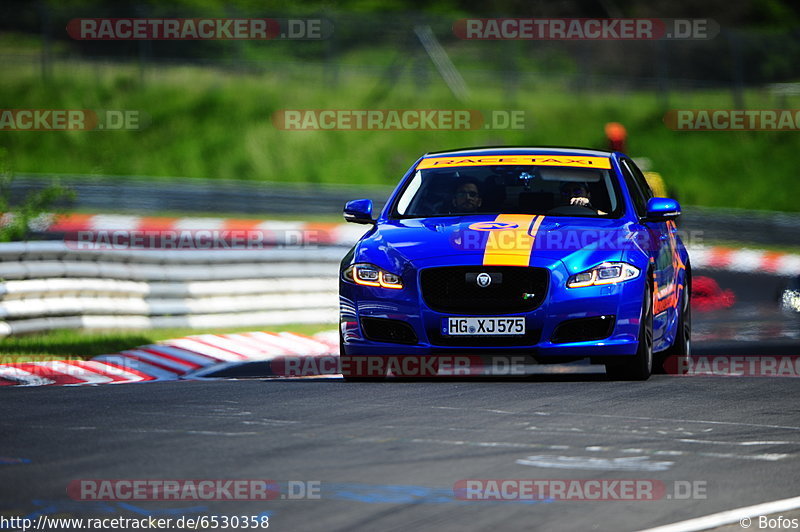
[340, 257, 645, 359]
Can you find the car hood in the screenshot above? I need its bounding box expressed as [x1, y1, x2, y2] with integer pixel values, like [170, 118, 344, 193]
[359, 216, 635, 266]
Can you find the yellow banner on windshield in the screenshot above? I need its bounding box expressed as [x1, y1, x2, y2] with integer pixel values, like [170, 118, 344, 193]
[416, 155, 611, 170]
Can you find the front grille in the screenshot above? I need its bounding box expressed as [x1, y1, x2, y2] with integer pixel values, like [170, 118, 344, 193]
[420, 266, 549, 313]
[551, 315, 615, 344]
[428, 326, 541, 347]
[360, 317, 418, 344]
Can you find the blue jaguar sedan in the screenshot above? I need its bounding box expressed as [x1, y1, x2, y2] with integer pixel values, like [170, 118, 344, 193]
[339, 147, 690, 380]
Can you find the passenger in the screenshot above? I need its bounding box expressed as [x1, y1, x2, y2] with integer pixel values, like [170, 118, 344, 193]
[450, 179, 483, 213]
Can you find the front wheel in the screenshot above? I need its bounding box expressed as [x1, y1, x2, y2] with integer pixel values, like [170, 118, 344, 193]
[606, 280, 653, 381]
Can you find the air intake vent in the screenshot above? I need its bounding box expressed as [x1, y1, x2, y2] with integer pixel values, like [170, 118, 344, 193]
[361, 318, 418, 345]
[552, 316, 615, 344]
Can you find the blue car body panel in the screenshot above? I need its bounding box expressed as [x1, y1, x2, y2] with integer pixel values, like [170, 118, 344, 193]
[339, 147, 689, 360]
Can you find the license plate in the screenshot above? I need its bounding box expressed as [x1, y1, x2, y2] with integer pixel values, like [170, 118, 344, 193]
[443, 317, 525, 336]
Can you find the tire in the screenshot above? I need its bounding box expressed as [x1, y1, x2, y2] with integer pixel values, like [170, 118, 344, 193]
[654, 268, 691, 374]
[606, 278, 653, 381]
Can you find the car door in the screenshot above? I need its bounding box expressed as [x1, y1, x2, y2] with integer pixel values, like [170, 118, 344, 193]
[619, 158, 676, 345]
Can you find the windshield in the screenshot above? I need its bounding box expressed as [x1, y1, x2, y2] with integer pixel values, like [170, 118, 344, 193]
[392, 164, 622, 219]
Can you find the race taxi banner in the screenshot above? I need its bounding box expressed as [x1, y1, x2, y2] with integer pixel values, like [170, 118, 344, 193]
[415, 155, 612, 170]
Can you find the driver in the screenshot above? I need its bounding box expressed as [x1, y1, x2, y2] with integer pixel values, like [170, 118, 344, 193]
[559, 182, 606, 214]
[450, 179, 483, 213]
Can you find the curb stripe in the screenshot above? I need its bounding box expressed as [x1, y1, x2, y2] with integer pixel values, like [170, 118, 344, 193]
[137, 347, 203, 370]
[40, 361, 115, 384]
[219, 332, 291, 356]
[60, 360, 130, 383]
[277, 332, 332, 355]
[93, 355, 178, 380]
[75, 360, 150, 382]
[245, 332, 305, 355]
[190, 335, 264, 359]
[690, 246, 800, 276]
[223, 334, 286, 358]
[118, 351, 187, 373]
[0, 366, 56, 386]
[161, 338, 244, 362]
[92, 360, 155, 381]
[181, 336, 252, 360]
[20, 362, 87, 385]
[145, 345, 221, 366]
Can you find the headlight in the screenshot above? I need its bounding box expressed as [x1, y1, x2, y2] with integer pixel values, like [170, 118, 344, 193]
[567, 262, 639, 288]
[343, 263, 404, 289]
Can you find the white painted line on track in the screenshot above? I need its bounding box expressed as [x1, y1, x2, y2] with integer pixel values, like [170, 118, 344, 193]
[552, 412, 800, 432]
[637, 494, 800, 532]
[515, 455, 674, 472]
[676, 438, 794, 446]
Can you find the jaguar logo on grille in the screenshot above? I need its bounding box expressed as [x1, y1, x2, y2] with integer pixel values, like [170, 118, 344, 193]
[476, 272, 492, 288]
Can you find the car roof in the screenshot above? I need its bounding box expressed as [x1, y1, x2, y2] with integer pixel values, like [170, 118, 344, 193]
[423, 146, 616, 158]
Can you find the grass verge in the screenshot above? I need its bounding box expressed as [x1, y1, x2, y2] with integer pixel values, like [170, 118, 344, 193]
[2, 49, 799, 212]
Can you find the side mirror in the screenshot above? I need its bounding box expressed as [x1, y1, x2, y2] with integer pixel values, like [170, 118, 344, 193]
[645, 197, 681, 221]
[343, 199, 375, 225]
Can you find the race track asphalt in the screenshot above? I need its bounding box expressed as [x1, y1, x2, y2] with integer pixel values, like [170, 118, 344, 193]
[1, 269, 799, 532]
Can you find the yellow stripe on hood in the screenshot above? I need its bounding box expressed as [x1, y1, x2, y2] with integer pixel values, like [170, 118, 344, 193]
[483, 214, 544, 266]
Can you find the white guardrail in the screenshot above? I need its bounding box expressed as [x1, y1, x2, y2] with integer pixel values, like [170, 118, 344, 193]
[0, 242, 345, 337]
